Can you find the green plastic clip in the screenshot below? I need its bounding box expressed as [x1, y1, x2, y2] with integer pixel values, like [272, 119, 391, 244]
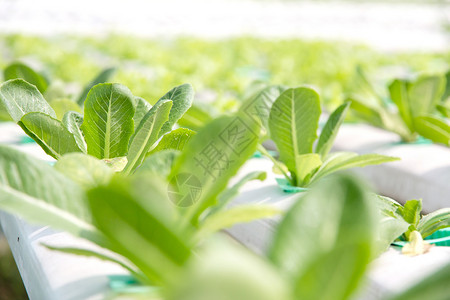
[392, 136, 433, 146]
[424, 228, 450, 247]
[252, 150, 278, 158]
[108, 275, 159, 294]
[391, 228, 450, 248]
[19, 136, 35, 144]
[275, 178, 308, 194]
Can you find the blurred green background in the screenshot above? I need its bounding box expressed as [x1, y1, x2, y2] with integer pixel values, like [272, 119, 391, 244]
[1, 34, 448, 110]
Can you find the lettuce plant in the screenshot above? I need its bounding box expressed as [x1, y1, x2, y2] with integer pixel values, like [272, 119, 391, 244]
[259, 86, 398, 187]
[377, 196, 450, 256]
[0, 79, 196, 175]
[0, 107, 278, 282]
[378, 197, 450, 242]
[349, 69, 449, 144]
[2, 62, 116, 120]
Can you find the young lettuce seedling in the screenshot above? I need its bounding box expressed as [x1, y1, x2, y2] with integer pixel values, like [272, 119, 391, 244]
[349, 68, 449, 144]
[377, 196, 450, 255]
[262, 86, 398, 187]
[0, 78, 195, 175]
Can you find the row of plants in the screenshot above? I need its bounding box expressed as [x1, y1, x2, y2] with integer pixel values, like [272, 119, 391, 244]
[1, 34, 449, 115]
[2, 54, 450, 233]
[2, 34, 450, 145]
[3, 60, 450, 148]
[349, 67, 450, 145]
[1, 69, 450, 299]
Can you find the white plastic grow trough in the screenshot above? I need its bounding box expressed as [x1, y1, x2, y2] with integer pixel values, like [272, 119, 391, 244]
[0, 122, 55, 163]
[0, 212, 128, 300]
[332, 123, 450, 212]
[0, 122, 129, 300]
[1, 121, 450, 300]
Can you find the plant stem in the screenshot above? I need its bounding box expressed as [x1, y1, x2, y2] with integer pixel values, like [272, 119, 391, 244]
[256, 144, 292, 185]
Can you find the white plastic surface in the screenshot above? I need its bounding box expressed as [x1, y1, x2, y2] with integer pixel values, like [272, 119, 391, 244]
[333, 123, 450, 212]
[0, 212, 128, 300]
[0, 122, 127, 300]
